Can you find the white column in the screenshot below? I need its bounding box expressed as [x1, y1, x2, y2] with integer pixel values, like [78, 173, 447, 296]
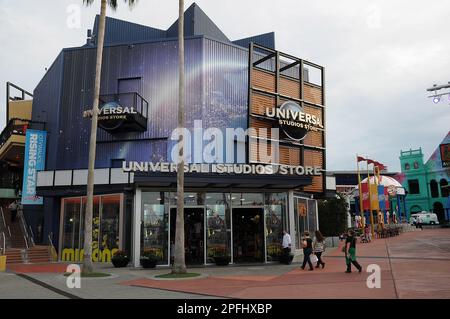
[288, 191, 296, 250]
[132, 188, 142, 268]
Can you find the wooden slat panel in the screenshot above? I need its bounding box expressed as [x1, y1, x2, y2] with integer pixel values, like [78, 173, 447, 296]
[304, 176, 323, 193]
[304, 84, 322, 105]
[251, 94, 276, 116]
[249, 118, 275, 139]
[303, 149, 323, 167]
[280, 77, 300, 99]
[252, 69, 275, 92]
[303, 105, 323, 121]
[303, 131, 323, 147]
[280, 145, 300, 166]
[249, 139, 276, 163]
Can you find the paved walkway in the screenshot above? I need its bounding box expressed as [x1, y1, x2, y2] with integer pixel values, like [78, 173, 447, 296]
[1, 228, 450, 299]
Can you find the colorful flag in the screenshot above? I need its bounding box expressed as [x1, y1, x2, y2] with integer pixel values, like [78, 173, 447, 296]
[384, 187, 390, 210]
[361, 183, 370, 210]
[370, 184, 380, 210]
[378, 185, 385, 210]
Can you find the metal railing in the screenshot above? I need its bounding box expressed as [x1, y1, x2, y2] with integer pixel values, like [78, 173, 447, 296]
[18, 210, 34, 248]
[99, 92, 149, 118]
[0, 118, 46, 150]
[0, 207, 6, 230]
[1, 232, 5, 255]
[48, 233, 58, 261]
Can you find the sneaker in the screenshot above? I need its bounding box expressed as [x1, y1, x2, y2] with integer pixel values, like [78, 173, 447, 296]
[301, 266, 305, 270]
[345, 270, 351, 273]
[308, 268, 314, 271]
[358, 267, 362, 273]
[322, 263, 325, 269]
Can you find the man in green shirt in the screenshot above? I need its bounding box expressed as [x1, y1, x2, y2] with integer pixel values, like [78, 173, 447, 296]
[344, 229, 362, 273]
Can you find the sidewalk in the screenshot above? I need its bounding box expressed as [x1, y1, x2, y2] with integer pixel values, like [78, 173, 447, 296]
[2, 228, 450, 299]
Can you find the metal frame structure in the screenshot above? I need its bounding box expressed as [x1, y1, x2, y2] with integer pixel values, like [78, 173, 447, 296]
[6, 82, 33, 124]
[247, 42, 326, 194]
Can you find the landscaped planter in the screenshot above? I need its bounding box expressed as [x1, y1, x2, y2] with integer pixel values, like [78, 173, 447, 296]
[214, 256, 231, 266]
[140, 258, 158, 269]
[111, 257, 129, 268]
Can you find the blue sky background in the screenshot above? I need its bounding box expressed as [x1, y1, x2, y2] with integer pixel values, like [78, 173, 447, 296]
[1, 0, 449, 172]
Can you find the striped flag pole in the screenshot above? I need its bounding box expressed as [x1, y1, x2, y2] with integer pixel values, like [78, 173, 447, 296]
[356, 155, 364, 228]
[366, 157, 375, 238]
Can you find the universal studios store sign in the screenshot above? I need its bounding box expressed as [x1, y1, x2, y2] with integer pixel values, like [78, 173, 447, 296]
[123, 162, 322, 176]
[266, 101, 323, 141]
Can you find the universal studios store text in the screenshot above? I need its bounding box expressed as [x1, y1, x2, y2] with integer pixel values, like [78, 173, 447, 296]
[27, 21, 326, 267]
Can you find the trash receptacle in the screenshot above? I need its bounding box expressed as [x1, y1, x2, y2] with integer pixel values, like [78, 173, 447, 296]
[0, 255, 6, 272]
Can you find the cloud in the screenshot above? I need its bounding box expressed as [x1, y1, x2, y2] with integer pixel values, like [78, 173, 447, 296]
[1, 0, 449, 173]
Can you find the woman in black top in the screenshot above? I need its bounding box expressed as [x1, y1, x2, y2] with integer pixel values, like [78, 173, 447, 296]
[300, 231, 314, 271]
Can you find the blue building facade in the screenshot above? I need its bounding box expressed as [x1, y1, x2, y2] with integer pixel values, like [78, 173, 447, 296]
[26, 3, 326, 266]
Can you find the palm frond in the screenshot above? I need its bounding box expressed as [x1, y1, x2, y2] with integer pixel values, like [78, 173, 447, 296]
[83, 0, 137, 10]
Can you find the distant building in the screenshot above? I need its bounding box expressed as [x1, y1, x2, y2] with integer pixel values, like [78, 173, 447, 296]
[398, 131, 450, 222]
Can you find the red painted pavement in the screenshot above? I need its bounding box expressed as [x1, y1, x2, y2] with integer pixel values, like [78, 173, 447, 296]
[121, 229, 450, 299]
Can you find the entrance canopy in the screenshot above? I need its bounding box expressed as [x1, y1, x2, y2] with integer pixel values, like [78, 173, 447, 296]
[134, 172, 312, 190]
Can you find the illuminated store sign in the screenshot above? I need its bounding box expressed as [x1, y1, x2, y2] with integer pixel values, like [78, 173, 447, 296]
[123, 161, 322, 176]
[98, 101, 145, 132]
[266, 101, 323, 141]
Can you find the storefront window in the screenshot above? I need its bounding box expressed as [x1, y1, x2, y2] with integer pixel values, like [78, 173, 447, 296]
[206, 193, 231, 263]
[100, 195, 120, 250]
[61, 195, 121, 263]
[170, 192, 204, 206]
[294, 198, 308, 249]
[141, 192, 169, 264]
[265, 193, 287, 261]
[62, 198, 81, 251]
[231, 193, 264, 207]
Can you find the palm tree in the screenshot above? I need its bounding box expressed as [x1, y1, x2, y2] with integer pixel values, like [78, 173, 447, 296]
[82, 0, 137, 274]
[172, 0, 186, 274]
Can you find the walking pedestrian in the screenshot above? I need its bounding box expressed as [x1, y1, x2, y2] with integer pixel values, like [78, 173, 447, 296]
[8, 200, 18, 223]
[416, 215, 423, 230]
[281, 230, 292, 264]
[344, 229, 362, 273]
[313, 230, 326, 269]
[300, 231, 314, 271]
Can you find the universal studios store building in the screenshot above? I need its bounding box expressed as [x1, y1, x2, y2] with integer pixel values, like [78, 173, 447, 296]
[30, 12, 326, 267]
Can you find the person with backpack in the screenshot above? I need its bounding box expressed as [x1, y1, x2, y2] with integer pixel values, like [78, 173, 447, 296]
[300, 231, 314, 271]
[313, 230, 326, 268]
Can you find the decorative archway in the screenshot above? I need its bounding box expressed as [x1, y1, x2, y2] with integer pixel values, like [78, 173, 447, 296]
[430, 180, 439, 198]
[440, 179, 449, 198]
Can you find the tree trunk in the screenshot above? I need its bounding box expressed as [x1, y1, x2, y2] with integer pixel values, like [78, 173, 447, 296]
[83, 0, 107, 274]
[172, 0, 186, 274]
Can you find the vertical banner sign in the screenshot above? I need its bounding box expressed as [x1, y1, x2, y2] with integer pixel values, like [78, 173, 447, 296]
[21, 130, 47, 205]
[384, 187, 390, 210]
[378, 185, 385, 211]
[361, 183, 370, 210]
[370, 184, 380, 211]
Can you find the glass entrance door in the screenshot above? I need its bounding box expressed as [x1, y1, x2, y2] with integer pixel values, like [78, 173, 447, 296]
[232, 208, 264, 263]
[170, 208, 205, 265]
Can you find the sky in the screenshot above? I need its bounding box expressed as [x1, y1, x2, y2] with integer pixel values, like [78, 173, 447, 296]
[0, 0, 449, 172]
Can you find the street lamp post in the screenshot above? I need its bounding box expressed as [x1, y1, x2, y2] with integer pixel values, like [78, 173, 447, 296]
[427, 82, 450, 104]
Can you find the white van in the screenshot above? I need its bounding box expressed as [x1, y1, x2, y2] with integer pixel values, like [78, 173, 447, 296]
[410, 212, 440, 225]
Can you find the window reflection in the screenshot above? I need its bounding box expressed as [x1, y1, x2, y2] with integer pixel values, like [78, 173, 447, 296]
[265, 193, 287, 261]
[141, 192, 168, 264]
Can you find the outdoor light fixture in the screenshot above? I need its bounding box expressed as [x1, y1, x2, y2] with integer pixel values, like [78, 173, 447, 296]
[433, 96, 440, 104]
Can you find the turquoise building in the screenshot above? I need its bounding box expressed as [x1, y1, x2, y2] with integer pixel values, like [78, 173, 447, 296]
[399, 132, 450, 222]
